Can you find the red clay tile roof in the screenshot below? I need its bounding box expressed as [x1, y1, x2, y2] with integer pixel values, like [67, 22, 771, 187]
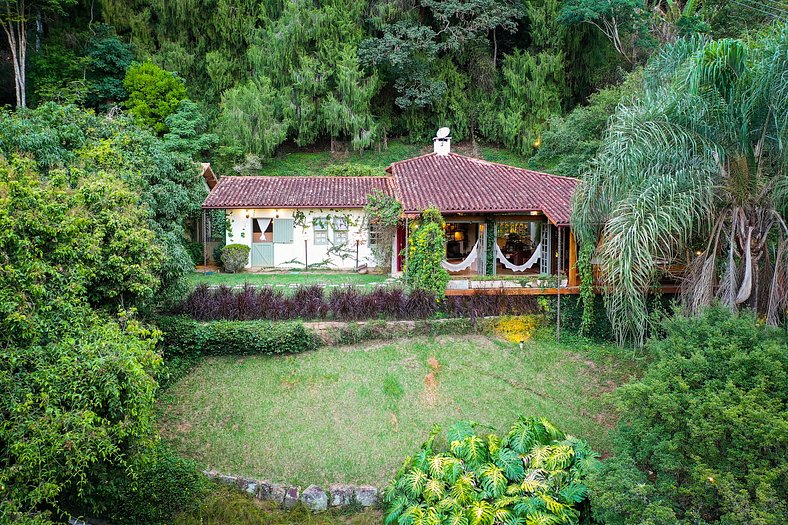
[202, 176, 394, 209]
[387, 153, 578, 225]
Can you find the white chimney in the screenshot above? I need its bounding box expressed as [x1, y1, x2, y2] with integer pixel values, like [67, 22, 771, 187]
[433, 127, 451, 155]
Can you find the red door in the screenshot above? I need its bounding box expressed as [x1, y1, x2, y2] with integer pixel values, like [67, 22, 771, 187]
[396, 224, 406, 272]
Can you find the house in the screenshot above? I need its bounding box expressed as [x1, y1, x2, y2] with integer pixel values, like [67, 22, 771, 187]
[202, 130, 579, 284]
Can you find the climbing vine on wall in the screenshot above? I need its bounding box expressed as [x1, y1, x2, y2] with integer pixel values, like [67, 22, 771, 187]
[577, 242, 595, 336]
[485, 218, 496, 275]
[407, 206, 449, 299]
[364, 189, 403, 268]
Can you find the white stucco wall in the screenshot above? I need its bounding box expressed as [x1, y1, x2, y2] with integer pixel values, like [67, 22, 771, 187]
[225, 208, 389, 270]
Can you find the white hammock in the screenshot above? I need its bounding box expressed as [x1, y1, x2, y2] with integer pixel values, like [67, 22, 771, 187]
[495, 243, 542, 272]
[441, 241, 479, 272]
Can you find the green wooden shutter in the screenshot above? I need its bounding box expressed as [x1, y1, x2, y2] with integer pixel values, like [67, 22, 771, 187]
[273, 218, 294, 243]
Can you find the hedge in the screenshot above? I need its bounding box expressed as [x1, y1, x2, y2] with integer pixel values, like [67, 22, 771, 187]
[157, 316, 319, 357]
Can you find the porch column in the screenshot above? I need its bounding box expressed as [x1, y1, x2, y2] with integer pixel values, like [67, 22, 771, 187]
[568, 229, 578, 287]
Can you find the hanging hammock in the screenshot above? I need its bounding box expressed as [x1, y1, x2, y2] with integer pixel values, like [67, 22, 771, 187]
[441, 240, 480, 272]
[495, 243, 542, 272]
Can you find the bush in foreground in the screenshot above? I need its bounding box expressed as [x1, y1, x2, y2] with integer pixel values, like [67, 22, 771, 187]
[75, 443, 210, 525]
[384, 417, 600, 525]
[158, 316, 319, 357]
[178, 284, 540, 322]
[221, 244, 251, 273]
[590, 307, 788, 525]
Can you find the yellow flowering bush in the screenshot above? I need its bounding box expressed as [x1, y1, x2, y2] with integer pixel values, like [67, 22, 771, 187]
[495, 314, 542, 342]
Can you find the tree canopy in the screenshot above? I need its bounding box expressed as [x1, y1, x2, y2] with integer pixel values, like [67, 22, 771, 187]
[572, 23, 788, 345]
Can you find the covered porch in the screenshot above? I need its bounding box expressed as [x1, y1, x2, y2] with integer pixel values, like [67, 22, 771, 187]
[434, 213, 578, 286]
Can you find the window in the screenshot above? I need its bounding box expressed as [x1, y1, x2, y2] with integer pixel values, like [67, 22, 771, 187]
[252, 218, 273, 243]
[332, 217, 348, 245]
[313, 217, 328, 245]
[368, 223, 384, 246]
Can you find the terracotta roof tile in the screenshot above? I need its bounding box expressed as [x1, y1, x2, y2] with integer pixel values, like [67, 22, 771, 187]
[202, 176, 394, 209]
[388, 153, 578, 225]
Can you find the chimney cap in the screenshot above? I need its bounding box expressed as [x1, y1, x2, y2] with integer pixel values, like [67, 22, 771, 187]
[436, 127, 450, 138]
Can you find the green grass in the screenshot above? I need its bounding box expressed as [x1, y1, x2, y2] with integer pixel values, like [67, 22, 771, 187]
[255, 141, 424, 176]
[248, 139, 534, 177]
[187, 271, 391, 288]
[175, 487, 381, 525]
[160, 334, 632, 487]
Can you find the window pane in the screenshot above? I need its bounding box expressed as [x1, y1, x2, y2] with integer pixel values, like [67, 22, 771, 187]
[334, 230, 348, 245]
[314, 230, 328, 245]
[313, 217, 328, 231]
[332, 217, 348, 230]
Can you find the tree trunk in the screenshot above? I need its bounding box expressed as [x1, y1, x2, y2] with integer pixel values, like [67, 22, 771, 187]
[1, 13, 27, 108]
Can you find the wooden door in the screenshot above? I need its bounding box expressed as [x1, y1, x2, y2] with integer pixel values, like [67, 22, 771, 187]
[251, 243, 274, 267]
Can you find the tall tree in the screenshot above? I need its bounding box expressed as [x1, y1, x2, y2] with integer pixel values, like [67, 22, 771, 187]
[0, 0, 76, 107]
[572, 24, 788, 345]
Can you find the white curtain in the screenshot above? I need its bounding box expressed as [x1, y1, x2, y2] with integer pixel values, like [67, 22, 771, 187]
[255, 218, 271, 232]
[441, 240, 480, 272]
[495, 243, 542, 272]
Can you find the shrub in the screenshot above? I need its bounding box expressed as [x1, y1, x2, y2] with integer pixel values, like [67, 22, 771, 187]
[494, 315, 543, 342]
[384, 417, 599, 525]
[323, 163, 381, 177]
[158, 316, 318, 357]
[221, 244, 250, 273]
[78, 443, 210, 525]
[590, 307, 788, 525]
[124, 61, 188, 133]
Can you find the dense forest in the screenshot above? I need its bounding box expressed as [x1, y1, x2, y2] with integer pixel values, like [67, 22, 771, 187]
[0, 0, 777, 176]
[1, 2, 786, 525]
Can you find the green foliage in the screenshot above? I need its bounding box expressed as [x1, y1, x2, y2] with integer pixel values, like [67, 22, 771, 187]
[218, 77, 290, 158]
[78, 443, 210, 525]
[220, 244, 250, 273]
[406, 207, 450, 299]
[164, 99, 218, 158]
[85, 24, 135, 108]
[0, 313, 162, 524]
[174, 486, 382, 525]
[0, 157, 163, 329]
[157, 316, 319, 357]
[384, 417, 599, 525]
[28, 41, 91, 106]
[324, 163, 383, 177]
[365, 189, 403, 268]
[0, 103, 206, 307]
[577, 242, 596, 336]
[529, 71, 641, 177]
[590, 307, 788, 524]
[573, 25, 788, 345]
[124, 60, 188, 133]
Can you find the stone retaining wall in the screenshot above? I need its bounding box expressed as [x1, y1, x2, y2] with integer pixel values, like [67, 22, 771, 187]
[203, 470, 380, 512]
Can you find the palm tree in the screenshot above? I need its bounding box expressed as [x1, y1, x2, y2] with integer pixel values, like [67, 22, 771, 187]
[572, 23, 788, 346]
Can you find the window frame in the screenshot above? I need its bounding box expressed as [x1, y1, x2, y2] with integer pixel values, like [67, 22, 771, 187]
[313, 217, 329, 246]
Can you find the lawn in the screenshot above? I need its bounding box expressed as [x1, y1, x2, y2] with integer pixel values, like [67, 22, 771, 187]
[248, 139, 534, 177]
[160, 334, 631, 488]
[188, 271, 392, 288]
